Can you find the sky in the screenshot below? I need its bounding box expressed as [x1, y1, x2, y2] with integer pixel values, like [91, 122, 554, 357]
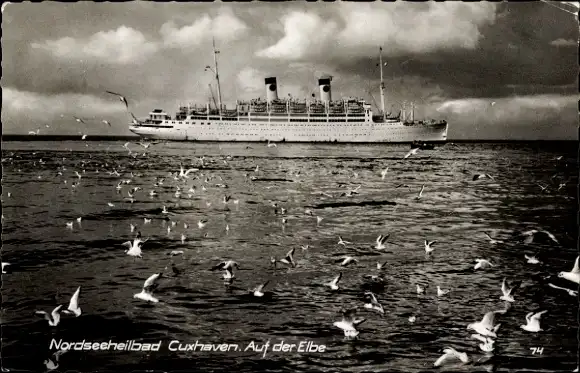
[1, 1, 578, 140]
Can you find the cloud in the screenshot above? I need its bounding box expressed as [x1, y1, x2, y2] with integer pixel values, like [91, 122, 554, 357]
[257, 3, 498, 60]
[256, 12, 339, 59]
[434, 94, 578, 139]
[550, 38, 577, 47]
[30, 26, 158, 64]
[160, 9, 248, 49]
[237, 67, 265, 93]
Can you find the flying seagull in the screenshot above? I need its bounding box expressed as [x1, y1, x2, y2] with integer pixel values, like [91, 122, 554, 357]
[106, 90, 129, 109]
[62, 286, 82, 317]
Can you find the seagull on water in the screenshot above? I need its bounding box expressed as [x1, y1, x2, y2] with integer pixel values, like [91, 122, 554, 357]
[467, 309, 506, 338]
[380, 167, 389, 180]
[251, 281, 269, 297]
[134, 273, 161, 303]
[73, 116, 85, 124]
[376, 260, 388, 270]
[471, 334, 495, 353]
[167, 250, 184, 257]
[474, 259, 493, 270]
[35, 305, 63, 326]
[375, 234, 389, 250]
[336, 256, 358, 267]
[363, 292, 384, 314]
[520, 310, 547, 332]
[437, 286, 449, 297]
[198, 219, 207, 229]
[337, 236, 352, 246]
[500, 278, 517, 302]
[102, 120, 112, 127]
[333, 308, 366, 338]
[2, 262, 10, 273]
[416, 284, 426, 294]
[66, 222, 74, 230]
[62, 286, 81, 317]
[212, 260, 240, 272]
[525, 254, 541, 264]
[548, 283, 578, 297]
[416, 184, 425, 199]
[433, 347, 469, 367]
[483, 232, 504, 244]
[424, 240, 436, 255]
[558, 256, 579, 284]
[105, 90, 129, 109]
[326, 272, 342, 291]
[473, 174, 494, 181]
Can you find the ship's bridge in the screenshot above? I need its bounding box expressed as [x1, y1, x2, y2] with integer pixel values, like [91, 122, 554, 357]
[149, 109, 170, 120]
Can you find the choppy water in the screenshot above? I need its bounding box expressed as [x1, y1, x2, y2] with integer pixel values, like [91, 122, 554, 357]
[1, 141, 578, 373]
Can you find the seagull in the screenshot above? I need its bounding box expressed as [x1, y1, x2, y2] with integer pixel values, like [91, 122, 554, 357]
[437, 286, 449, 297]
[266, 140, 277, 148]
[134, 273, 161, 303]
[520, 310, 547, 332]
[333, 308, 366, 338]
[251, 281, 269, 297]
[537, 183, 549, 192]
[473, 174, 494, 181]
[144, 218, 152, 224]
[161, 206, 169, 214]
[524, 254, 540, 264]
[336, 256, 358, 267]
[558, 256, 579, 284]
[316, 216, 323, 225]
[73, 116, 85, 124]
[380, 167, 389, 180]
[433, 347, 469, 367]
[211, 260, 240, 272]
[273, 248, 296, 268]
[198, 220, 207, 229]
[519, 229, 559, 245]
[66, 222, 73, 229]
[337, 236, 352, 246]
[424, 240, 436, 255]
[102, 120, 112, 126]
[35, 305, 63, 326]
[408, 315, 416, 323]
[500, 278, 516, 302]
[105, 90, 129, 109]
[326, 272, 342, 291]
[416, 184, 425, 199]
[467, 309, 506, 338]
[416, 284, 426, 294]
[376, 260, 388, 270]
[61, 286, 82, 317]
[375, 234, 389, 250]
[2, 262, 10, 273]
[483, 232, 504, 244]
[28, 129, 40, 135]
[474, 259, 493, 270]
[363, 292, 384, 314]
[178, 164, 198, 179]
[404, 147, 420, 159]
[122, 232, 148, 258]
[548, 283, 578, 296]
[44, 349, 67, 371]
[471, 334, 495, 352]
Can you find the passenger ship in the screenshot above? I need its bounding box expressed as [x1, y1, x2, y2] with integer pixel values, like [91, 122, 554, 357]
[129, 44, 448, 143]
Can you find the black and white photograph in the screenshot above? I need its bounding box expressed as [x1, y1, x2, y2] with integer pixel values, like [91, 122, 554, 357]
[1, 1, 578, 372]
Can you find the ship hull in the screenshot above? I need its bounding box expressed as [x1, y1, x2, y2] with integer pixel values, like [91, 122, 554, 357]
[129, 120, 448, 143]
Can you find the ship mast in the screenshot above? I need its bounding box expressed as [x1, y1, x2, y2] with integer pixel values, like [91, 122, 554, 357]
[212, 37, 223, 113]
[379, 47, 386, 121]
